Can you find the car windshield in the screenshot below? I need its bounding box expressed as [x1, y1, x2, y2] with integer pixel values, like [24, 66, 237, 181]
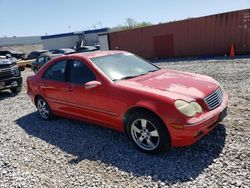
[91, 52, 160, 81]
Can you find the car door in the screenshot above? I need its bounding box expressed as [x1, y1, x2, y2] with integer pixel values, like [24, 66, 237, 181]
[66, 59, 111, 125]
[40, 59, 69, 114]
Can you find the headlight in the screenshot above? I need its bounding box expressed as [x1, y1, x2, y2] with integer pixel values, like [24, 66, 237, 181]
[175, 100, 202, 117]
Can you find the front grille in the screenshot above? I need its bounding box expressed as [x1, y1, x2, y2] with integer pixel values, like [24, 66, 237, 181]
[204, 88, 223, 110]
[0, 67, 15, 80]
[0, 64, 11, 69]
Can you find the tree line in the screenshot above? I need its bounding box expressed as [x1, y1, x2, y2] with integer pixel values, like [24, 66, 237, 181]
[111, 18, 152, 32]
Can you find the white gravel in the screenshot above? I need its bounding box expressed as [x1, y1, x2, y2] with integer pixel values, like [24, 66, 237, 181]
[0, 57, 250, 187]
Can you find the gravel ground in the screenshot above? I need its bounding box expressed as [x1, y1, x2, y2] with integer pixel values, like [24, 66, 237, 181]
[0, 57, 249, 187]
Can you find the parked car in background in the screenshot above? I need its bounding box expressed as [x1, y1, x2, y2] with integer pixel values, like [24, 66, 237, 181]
[16, 59, 35, 70]
[50, 48, 75, 54]
[0, 59, 22, 93]
[31, 53, 63, 73]
[0, 50, 26, 60]
[27, 50, 49, 60]
[76, 46, 98, 52]
[18, 50, 50, 69]
[27, 51, 228, 154]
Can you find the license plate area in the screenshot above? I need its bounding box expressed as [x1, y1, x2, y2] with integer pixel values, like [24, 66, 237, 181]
[219, 107, 227, 121]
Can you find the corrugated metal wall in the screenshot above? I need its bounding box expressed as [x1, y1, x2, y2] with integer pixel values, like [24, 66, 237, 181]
[108, 9, 250, 58]
[0, 36, 42, 46]
[42, 35, 79, 50]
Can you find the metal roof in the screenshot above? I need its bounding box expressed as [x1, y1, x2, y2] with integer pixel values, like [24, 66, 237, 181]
[41, 28, 110, 40]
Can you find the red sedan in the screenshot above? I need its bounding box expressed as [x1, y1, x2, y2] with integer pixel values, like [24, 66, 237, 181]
[27, 51, 228, 154]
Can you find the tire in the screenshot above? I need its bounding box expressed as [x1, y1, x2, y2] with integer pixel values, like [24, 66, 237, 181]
[33, 68, 38, 73]
[10, 86, 22, 93]
[36, 97, 53, 120]
[126, 111, 170, 154]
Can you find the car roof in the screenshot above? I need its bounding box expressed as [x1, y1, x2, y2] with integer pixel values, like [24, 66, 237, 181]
[40, 53, 63, 58]
[31, 50, 49, 53]
[77, 46, 96, 49]
[68, 50, 126, 59]
[60, 48, 74, 51]
[49, 54, 63, 58]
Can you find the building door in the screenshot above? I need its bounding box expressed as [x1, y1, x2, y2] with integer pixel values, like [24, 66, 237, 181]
[153, 34, 174, 58]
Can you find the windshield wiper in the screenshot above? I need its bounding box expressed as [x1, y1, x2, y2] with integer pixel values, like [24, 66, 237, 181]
[133, 69, 159, 77]
[147, 69, 159, 73]
[113, 75, 138, 82]
[112, 70, 159, 82]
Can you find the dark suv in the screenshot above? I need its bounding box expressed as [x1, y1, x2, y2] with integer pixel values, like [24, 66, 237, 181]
[0, 59, 22, 93]
[0, 50, 26, 60]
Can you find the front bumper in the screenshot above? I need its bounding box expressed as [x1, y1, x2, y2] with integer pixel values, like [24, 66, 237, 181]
[0, 76, 22, 91]
[168, 92, 228, 147]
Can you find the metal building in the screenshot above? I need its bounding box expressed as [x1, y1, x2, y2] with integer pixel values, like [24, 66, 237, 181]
[0, 36, 43, 53]
[107, 9, 250, 58]
[41, 32, 79, 50]
[41, 28, 109, 50]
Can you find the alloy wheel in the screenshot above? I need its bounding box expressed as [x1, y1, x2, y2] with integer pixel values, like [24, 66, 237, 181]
[37, 99, 50, 119]
[131, 118, 160, 151]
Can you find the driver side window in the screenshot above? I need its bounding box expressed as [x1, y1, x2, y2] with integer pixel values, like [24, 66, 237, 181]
[68, 60, 96, 84]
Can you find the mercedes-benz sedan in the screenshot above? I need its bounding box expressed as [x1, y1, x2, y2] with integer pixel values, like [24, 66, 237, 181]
[27, 51, 228, 153]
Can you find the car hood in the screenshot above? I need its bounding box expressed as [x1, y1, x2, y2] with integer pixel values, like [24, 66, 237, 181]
[116, 69, 219, 101]
[0, 59, 16, 67]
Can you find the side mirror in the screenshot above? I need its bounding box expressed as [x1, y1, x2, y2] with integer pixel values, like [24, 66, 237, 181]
[84, 81, 102, 89]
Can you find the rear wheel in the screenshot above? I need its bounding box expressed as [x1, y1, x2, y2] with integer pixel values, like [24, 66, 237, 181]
[126, 111, 170, 154]
[36, 97, 53, 120]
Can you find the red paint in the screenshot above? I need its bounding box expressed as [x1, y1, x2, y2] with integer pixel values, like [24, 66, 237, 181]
[27, 51, 228, 147]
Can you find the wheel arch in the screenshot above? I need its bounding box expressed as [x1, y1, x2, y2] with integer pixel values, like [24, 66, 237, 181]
[123, 105, 171, 142]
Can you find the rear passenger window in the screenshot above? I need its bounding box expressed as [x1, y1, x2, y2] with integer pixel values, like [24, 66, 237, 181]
[68, 60, 96, 84]
[43, 60, 66, 82]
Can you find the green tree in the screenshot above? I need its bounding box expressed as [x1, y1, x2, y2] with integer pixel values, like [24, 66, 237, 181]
[111, 18, 152, 31]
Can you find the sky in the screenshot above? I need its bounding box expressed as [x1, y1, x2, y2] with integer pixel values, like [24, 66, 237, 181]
[0, 0, 249, 37]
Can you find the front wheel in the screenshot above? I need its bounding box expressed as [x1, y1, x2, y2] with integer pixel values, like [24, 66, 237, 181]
[33, 67, 38, 73]
[36, 97, 53, 120]
[126, 111, 170, 154]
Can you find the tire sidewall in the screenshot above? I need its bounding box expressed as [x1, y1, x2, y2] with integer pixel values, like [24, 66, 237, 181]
[36, 97, 53, 120]
[126, 111, 170, 154]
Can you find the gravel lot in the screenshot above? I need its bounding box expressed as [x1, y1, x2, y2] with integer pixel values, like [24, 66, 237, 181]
[0, 57, 250, 187]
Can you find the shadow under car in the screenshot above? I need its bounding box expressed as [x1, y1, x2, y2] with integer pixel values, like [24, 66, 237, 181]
[16, 112, 226, 184]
